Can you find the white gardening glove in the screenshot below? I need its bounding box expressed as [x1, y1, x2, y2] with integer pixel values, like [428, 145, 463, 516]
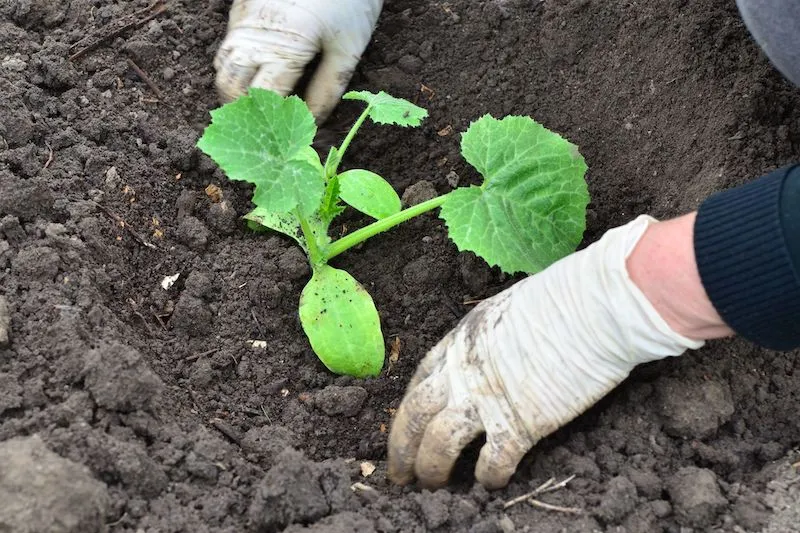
[214, 0, 383, 121]
[388, 216, 705, 489]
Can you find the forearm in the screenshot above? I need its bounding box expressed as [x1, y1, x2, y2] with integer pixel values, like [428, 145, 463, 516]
[628, 164, 800, 350]
[627, 213, 733, 341]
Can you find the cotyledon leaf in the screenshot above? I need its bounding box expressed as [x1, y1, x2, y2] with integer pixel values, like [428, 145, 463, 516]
[244, 206, 331, 254]
[197, 88, 324, 216]
[440, 114, 589, 275]
[343, 90, 428, 127]
[299, 265, 384, 378]
[338, 169, 402, 219]
[244, 207, 306, 250]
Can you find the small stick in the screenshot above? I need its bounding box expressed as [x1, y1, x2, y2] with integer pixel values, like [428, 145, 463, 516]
[126, 58, 166, 100]
[151, 310, 168, 330]
[504, 477, 556, 509]
[185, 347, 219, 361]
[209, 417, 242, 444]
[504, 475, 578, 510]
[251, 309, 265, 339]
[92, 200, 159, 250]
[69, 1, 167, 61]
[260, 404, 272, 424]
[527, 499, 583, 514]
[542, 474, 576, 493]
[43, 142, 54, 169]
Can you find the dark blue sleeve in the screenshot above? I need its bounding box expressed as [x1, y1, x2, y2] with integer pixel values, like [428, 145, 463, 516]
[693, 164, 800, 350]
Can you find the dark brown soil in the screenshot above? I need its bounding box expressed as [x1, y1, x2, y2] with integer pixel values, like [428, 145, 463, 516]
[2, 0, 800, 531]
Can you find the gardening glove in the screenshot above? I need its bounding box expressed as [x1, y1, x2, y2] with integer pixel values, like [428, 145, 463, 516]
[214, 0, 383, 121]
[388, 215, 705, 489]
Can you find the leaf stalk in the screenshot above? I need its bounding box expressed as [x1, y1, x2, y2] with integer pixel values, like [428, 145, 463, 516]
[325, 194, 448, 260]
[296, 209, 323, 267]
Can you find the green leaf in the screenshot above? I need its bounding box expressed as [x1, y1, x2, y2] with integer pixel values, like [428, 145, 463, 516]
[338, 169, 402, 219]
[197, 88, 324, 215]
[343, 90, 427, 127]
[299, 265, 384, 378]
[244, 207, 305, 249]
[440, 115, 589, 274]
[244, 206, 330, 254]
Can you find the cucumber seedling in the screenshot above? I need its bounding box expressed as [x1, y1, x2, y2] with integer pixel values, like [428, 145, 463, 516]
[198, 89, 589, 377]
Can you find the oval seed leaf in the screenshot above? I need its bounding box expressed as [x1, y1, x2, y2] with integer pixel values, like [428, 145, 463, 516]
[244, 207, 305, 250]
[440, 115, 589, 275]
[299, 265, 384, 378]
[342, 90, 428, 127]
[338, 169, 402, 219]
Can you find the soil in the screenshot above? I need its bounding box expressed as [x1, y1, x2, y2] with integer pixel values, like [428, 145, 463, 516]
[1, 0, 800, 532]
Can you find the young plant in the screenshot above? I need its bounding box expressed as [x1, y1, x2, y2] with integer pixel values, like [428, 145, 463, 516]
[197, 88, 589, 378]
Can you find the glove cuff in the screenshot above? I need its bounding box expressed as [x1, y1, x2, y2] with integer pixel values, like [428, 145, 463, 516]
[604, 215, 706, 362]
[694, 165, 800, 350]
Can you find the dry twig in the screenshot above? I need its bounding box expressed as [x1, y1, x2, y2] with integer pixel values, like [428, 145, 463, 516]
[527, 500, 583, 514]
[209, 417, 242, 445]
[504, 475, 582, 515]
[69, 1, 168, 61]
[92, 200, 159, 250]
[126, 58, 166, 100]
[43, 142, 54, 169]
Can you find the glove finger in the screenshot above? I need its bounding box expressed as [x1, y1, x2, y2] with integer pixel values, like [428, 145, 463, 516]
[474, 434, 530, 490]
[406, 341, 448, 392]
[213, 39, 260, 103]
[414, 405, 483, 489]
[304, 50, 361, 122]
[214, 30, 313, 103]
[387, 372, 448, 485]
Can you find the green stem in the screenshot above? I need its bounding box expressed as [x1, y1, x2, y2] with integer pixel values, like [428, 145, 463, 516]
[296, 210, 323, 267]
[325, 195, 448, 261]
[331, 105, 372, 176]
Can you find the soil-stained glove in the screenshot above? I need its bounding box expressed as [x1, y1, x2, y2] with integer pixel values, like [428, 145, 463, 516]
[214, 0, 383, 121]
[388, 216, 704, 489]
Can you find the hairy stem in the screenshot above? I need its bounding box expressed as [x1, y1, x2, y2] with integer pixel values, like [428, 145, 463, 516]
[333, 104, 372, 175]
[296, 210, 323, 266]
[325, 195, 448, 260]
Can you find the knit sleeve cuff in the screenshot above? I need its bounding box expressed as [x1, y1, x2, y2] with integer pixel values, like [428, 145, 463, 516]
[693, 165, 800, 350]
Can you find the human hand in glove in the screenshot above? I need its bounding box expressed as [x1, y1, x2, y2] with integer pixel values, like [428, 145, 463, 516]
[215, 0, 383, 121]
[388, 214, 732, 489]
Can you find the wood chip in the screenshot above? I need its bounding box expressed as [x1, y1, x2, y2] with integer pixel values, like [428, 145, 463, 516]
[360, 461, 376, 477]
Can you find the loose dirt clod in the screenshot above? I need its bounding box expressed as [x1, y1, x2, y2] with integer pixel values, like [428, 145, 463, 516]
[0, 435, 109, 533]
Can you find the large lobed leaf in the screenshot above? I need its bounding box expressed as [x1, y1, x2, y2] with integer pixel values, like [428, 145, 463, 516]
[299, 265, 384, 377]
[440, 115, 589, 275]
[343, 90, 428, 127]
[197, 88, 324, 215]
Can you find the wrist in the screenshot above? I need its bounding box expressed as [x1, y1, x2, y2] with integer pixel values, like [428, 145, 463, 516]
[626, 213, 734, 341]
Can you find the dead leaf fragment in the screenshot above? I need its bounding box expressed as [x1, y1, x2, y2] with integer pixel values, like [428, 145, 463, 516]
[389, 336, 401, 367]
[205, 183, 223, 203]
[161, 273, 180, 290]
[360, 461, 376, 477]
[437, 124, 453, 137]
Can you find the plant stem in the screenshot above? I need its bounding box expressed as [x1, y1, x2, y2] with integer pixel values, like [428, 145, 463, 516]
[325, 195, 448, 260]
[296, 210, 322, 266]
[334, 105, 372, 174]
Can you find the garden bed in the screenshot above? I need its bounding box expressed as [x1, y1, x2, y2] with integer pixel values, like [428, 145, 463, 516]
[1, 0, 800, 531]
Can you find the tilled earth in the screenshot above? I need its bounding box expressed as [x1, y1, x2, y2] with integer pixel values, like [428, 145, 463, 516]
[1, 0, 800, 532]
